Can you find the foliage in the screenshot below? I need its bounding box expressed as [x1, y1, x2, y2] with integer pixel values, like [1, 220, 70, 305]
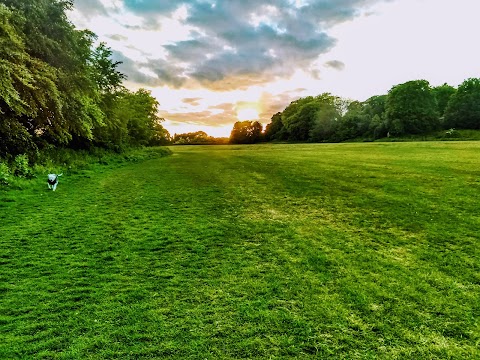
[276, 93, 343, 142]
[263, 78, 480, 144]
[282, 97, 319, 141]
[309, 94, 344, 142]
[362, 95, 388, 139]
[432, 83, 456, 120]
[334, 101, 368, 141]
[264, 112, 286, 141]
[120, 89, 166, 146]
[0, 0, 169, 163]
[287, 101, 322, 141]
[89, 42, 125, 94]
[172, 131, 226, 145]
[0, 161, 9, 185]
[385, 80, 439, 135]
[444, 78, 480, 130]
[12, 154, 33, 178]
[229, 120, 263, 144]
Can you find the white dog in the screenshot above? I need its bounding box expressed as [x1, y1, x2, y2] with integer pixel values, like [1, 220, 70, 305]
[47, 173, 63, 191]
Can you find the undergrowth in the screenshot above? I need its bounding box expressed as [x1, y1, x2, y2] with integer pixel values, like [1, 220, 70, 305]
[0, 146, 172, 188]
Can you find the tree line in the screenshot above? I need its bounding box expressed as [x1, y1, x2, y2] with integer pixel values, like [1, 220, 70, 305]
[229, 78, 480, 144]
[172, 131, 228, 145]
[0, 0, 170, 163]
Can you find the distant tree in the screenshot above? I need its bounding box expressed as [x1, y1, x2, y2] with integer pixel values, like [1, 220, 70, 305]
[362, 95, 387, 120]
[150, 120, 171, 146]
[229, 121, 263, 144]
[385, 80, 439, 135]
[444, 78, 480, 130]
[281, 96, 314, 141]
[173, 131, 211, 145]
[287, 101, 321, 141]
[280, 93, 342, 142]
[264, 112, 287, 141]
[368, 114, 387, 139]
[113, 89, 165, 146]
[432, 83, 456, 121]
[308, 93, 342, 142]
[362, 95, 387, 139]
[335, 101, 368, 141]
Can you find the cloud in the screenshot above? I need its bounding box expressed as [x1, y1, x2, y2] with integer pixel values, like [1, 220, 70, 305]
[159, 104, 237, 128]
[72, 0, 389, 90]
[324, 60, 346, 70]
[108, 34, 128, 42]
[159, 90, 304, 130]
[123, 0, 179, 14]
[182, 97, 202, 106]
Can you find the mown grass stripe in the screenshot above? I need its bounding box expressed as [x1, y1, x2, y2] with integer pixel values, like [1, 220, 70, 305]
[1, 143, 479, 358]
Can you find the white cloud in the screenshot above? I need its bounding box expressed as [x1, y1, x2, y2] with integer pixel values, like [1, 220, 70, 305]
[68, 0, 480, 136]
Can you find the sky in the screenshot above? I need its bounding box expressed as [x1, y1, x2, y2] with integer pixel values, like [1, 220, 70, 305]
[68, 0, 480, 137]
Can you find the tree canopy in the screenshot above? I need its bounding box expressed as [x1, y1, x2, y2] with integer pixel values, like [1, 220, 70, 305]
[385, 80, 439, 135]
[444, 78, 480, 130]
[261, 77, 480, 144]
[0, 0, 170, 161]
[229, 121, 263, 144]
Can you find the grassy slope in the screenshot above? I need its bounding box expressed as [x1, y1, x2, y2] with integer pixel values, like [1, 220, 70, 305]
[1, 143, 479, 359]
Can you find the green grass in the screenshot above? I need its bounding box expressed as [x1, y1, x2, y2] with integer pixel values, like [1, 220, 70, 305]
[1, 142, 479, 359]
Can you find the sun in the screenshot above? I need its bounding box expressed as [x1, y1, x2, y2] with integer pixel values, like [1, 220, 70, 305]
[236, 107, 259, 121]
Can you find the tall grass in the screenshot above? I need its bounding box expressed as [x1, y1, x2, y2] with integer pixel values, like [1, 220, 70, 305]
[0, 146, 171, 189]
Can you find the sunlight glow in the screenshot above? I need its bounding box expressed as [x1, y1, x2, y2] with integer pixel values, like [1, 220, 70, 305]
[237, 108, 260, 121]
[163, 120, 233, 138]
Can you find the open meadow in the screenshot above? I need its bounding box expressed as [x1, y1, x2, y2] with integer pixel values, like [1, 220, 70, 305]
[1, 142, 479, 359]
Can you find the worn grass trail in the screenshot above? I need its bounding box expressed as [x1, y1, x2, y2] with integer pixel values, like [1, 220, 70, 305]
[1, 143, 479, 359]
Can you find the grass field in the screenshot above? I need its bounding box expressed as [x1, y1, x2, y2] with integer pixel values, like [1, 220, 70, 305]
[1, 142, 479, 359]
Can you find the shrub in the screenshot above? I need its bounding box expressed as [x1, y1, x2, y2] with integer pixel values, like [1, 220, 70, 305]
[13, 154, 34, 178]
[0, 162, 10, 185]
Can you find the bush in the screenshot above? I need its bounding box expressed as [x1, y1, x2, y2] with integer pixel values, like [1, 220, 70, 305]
[0, 162, 10, 185]
[13, 154, 34, 178]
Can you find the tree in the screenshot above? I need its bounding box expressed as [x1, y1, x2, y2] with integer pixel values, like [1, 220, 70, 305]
[287, 101, 321, 141]
[444, 78, 480, 130]
[229, 121, 263, 144]
[280, 93, 342, 142]
[0, 4, 62, 157]
[361, 95, 387, 139]
[335, 101, 368, 141]
[89, 43, 129, 149]
[362, 95, 387, 120]
[89, 42, 125, 94]
[0, 0, 103, 148]
[308, 93, 342, 142]
[385, 80, 439, 135]
[432, 83, 456, 121]
[0, 0, 170, 164]
[173, 131, 210, 145]
[281, 96, 314, 141]
[150, 119, 171, 146]
[114, 89, 164, 146]
[264, 112, 287, 141]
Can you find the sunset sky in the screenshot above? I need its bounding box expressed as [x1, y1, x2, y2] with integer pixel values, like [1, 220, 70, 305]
[68, 0, 480, 137]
